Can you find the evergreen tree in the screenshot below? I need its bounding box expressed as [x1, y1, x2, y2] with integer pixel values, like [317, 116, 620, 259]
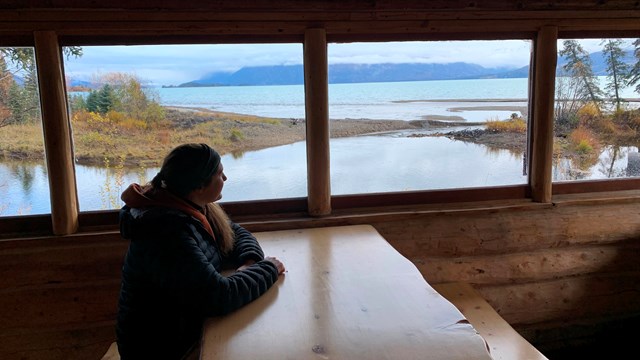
[559, 40, 604, 114]
[68, 93, 87, 113]
[626, 38, 640, 94]
[600, 39, 630, 112]
[0, 54, 13, 127]
[85, 89, 99, 113]
[7, 64, 40, 125]
[96, 84, 115, 114]
[0, 46, 82, 124]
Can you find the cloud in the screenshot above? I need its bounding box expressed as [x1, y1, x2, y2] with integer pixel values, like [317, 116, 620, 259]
[62, 38, 629, 85]
[64, 44, 303, 85]
[329, 40, 532, 68]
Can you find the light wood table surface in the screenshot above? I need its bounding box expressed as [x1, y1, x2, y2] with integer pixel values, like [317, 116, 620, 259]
[201, 225, 492, 360]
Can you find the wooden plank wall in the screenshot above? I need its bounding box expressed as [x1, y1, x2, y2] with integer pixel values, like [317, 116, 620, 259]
[1, 198, 639, 359]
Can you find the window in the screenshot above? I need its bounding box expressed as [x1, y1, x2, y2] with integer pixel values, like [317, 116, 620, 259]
[327, 40, 531, 195]
[0, 47, 48, 217]
[62, 43, 305, 212]
[553, 38, 640, 182]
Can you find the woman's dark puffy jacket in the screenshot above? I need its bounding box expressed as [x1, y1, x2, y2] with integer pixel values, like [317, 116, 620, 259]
[116, 205, 279, 359]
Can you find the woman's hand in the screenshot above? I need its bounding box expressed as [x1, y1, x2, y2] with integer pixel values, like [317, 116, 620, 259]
[265, 256, 286, 275]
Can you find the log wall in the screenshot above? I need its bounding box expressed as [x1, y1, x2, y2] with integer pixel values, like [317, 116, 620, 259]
[1, 195, 639, 359]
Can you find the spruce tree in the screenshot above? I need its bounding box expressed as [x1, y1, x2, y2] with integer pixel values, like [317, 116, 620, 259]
[600, 39, 630, 112]
[626, 38, 640, 94]
[559, 40, 604, 114]
[0, 46, 82, 123]
[96, 84, 115, 114]
[85, 89, 99, 113]
[0, 54, 13, 127]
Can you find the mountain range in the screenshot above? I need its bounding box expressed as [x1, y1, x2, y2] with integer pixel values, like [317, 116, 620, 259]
[170, 49, 636, 88]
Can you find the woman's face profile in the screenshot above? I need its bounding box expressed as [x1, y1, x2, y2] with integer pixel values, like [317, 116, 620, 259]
[205, 163, 227, 202]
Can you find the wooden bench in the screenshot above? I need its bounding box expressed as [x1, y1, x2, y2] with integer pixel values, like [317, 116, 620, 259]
[434, 282, 549, 360]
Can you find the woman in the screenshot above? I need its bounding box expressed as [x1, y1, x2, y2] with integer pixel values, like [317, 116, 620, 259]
[116, 143, 285, 359]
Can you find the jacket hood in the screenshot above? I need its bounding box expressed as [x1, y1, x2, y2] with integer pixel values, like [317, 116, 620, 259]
[120, 183, 215, 240]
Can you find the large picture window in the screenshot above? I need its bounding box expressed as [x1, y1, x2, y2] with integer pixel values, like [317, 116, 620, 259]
[327, 40, 531, 195]
[62, 44, 305, 212]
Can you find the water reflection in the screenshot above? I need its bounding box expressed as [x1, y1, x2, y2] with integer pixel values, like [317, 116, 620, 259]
[0, 159, 49, 215]
[553, 145, 640, 181]
[598, 146, 626, 178]
[9, 162, 37, 192]
[1, 136, 639, 216]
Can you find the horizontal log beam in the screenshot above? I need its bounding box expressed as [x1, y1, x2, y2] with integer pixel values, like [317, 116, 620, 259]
[1, 9, 640, 23]
[2, 0, 640, 12]
[0, 19, 638, 38]
[478, 274, 640, 326]
[0, 280, 119, 332]
[417, 244, 640, 285]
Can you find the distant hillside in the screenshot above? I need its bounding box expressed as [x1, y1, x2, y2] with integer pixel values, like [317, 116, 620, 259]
[560, 48, 636, 75]
[178, 62, 517, 87]
[164, 48, 637, 88]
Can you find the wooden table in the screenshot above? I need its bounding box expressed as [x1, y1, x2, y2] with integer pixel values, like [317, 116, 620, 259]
[201, 225, 492, 360]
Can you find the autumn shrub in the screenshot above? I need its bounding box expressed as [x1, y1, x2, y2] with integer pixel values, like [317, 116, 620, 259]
[569, 126, 599, 155]
[105, 110, 126, 124]
[486, 117, 526, 133]
[105, 110, 148, 130]
[577, 102, 600, 118]
[72, 110, 112, 132]
[590, 116, 618, 136]
[612, 109, 640, 133]
[575, 139, 593, 153]
[120, 117, 149, 130]
[72, 109, 93, 124]
[77, 130, 114, 148]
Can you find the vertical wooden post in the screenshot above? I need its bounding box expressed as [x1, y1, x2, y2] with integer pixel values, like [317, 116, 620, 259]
[530, 26, 557, 203]
[304, 28, 331, 216]
[34, 31, 79, 235]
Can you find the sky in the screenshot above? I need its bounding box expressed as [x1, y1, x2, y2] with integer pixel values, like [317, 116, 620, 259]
[60, 39, 624, 86]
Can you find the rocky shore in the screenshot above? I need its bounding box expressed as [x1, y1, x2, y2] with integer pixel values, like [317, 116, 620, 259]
[424, 128, 527, 152]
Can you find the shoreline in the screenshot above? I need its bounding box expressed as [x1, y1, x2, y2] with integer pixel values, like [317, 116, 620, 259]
[0, 105, 526, 167]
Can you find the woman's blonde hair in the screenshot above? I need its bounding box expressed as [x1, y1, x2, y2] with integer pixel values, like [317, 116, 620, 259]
[205, 202, 234, 255]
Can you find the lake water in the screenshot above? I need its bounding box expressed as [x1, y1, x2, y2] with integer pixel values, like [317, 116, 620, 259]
[2, 78, 639, 216]
[158, 77, 530, 122]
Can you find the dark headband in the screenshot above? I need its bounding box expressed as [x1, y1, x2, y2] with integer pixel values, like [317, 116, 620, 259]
[155, 143, 221, 195]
